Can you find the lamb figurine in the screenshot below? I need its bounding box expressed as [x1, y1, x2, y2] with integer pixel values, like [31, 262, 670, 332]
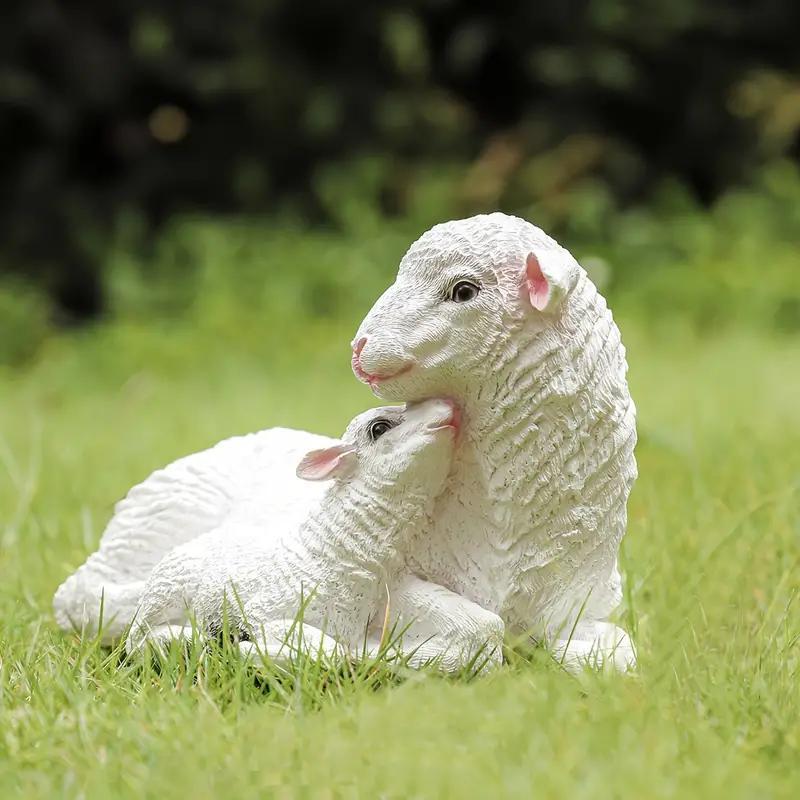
[127, 399, 504, 670]
[55, 212, 637, 672]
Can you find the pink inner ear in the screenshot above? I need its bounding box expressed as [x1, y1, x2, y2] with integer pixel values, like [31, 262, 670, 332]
[296, 445, 354, 481]
[526, 252, 550, 311]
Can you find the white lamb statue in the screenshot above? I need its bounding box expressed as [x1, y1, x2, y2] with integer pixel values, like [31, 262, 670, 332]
[54, 212, 637, 672]
[127, 399, 503, 670]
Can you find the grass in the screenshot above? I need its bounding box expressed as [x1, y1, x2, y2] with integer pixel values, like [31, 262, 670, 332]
[1, 268, 799, 797]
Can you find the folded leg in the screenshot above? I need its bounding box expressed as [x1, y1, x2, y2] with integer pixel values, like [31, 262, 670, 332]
[238, 591, 345, 667]
[129, 623, 197, 656]
[368, 575, 505, 673]
[238, 620, 344, 667]
[125, 549, 202, 654]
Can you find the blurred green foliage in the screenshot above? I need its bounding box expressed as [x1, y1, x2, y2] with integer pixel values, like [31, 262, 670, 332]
[2, 158, 799, 368]
[0, 280, 51, 365]
[98, 157, 800, 335]
[2, 1, 799, 318]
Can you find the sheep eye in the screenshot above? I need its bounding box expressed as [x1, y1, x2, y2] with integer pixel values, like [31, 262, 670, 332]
[368, 419, 394, 442]
[449, 280, 480, 303]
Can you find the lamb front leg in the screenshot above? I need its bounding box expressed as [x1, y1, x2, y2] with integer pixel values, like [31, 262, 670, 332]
[368, 575, 505, 673]
[125, 549, 202, 655]
[128, 623, 197, 654]
[237, 593, 345, 667]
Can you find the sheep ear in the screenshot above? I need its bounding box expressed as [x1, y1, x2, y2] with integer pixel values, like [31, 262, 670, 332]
[525, 250, 569, 312]
[296, 443, 357, 481]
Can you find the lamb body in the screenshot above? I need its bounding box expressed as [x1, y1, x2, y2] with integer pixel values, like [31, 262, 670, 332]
[54, 426, 335, 641]
[128, 399, 503, 667]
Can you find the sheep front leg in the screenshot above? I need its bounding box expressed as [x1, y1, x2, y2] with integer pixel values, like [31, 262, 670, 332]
[550, 620, 636, 673]
[368, 575, 505, 674]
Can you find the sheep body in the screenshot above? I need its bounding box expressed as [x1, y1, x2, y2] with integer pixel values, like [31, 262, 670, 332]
[353, 213, 637, 667]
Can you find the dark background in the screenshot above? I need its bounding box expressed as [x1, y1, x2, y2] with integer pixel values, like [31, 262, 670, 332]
[2, 0, 799, 321]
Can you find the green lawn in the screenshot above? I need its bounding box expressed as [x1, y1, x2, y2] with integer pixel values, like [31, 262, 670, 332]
[1, 306, 798, 798]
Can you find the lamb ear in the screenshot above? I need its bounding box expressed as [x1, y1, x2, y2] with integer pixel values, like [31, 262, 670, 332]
[525, 250, 570, 313]
[296, 443, 357, 481]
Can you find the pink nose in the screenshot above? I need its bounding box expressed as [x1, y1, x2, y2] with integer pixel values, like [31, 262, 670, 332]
[352, 337, 367, 358]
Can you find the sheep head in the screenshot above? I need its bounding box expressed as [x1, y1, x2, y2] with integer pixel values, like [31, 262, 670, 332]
[351, 213, 580, 404]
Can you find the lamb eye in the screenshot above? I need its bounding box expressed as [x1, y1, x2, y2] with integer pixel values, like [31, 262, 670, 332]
[450, 280, 480, 303]
[368, 419, 394, 442]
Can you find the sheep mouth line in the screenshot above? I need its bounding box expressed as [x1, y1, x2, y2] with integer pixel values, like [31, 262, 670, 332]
[351, 358, 414, 387]
[428, 423, 458, 434]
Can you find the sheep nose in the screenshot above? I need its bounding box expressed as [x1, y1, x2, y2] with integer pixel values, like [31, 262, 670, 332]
[352, 337, 367, 357]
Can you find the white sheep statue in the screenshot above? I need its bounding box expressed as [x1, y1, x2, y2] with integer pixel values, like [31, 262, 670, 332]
[54, 212, 637, 672]
[127, 399, 502, 670]
[351, 212, 638, 669]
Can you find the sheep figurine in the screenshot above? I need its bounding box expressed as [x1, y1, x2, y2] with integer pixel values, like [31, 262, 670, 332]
[127, 399, 504, 670]
[351, 212, 638, 670]
[55, 212, 637, 672]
